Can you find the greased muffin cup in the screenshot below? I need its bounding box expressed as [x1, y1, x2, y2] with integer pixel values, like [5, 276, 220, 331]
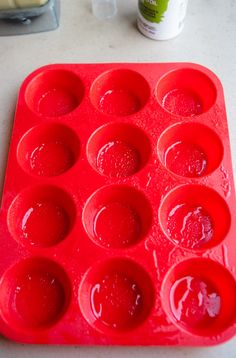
[0, 63, 236, 346]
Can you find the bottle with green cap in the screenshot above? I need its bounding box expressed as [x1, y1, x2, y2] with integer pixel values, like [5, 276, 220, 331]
[137, 0, 188, 40]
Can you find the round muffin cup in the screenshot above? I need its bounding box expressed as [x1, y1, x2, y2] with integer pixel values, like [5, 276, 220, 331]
[7, 185, 76, 248]
[157, 122, 223, 178]
[159, 185, 231, 250]
[161, 258, 236, 336]
[87, 123, 151, 178]
[79, 258, 155, 333]
[17, 123, 80, 177]
[0, 258, 71, 331]
[25, 69, 84, 117]
[90, 69, 150, 116]
[156, 68, 217, 117]
[82, 185, 152, 249]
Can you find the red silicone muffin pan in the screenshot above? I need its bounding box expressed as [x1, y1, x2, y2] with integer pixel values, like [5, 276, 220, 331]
[1, 63, 236, 346]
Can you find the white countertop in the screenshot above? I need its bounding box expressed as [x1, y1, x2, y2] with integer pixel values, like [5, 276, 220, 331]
[0, 0, 236, 356]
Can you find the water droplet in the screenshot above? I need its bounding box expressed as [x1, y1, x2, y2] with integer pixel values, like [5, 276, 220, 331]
[222, 244, 229, 268]
[93, 202, 141, 248]
[164, 141, 207, 177]
[99, 89, 140, 116]
[96, 140, 140, 178]
[162, 89, 202, 117]
[167, 203, 213, 249]
[90, 273, 142, 329]
[170, 276, 221, 328]
[30, 141, 73, 177]
[220, 166, 231, 198]
[21, 201, 69, 247]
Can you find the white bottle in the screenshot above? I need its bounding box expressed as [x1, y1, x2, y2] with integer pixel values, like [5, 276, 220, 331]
[137, 0, 188, 40]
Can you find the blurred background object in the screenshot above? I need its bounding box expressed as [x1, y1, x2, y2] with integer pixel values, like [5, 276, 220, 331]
[92, 0, 117, 20]
[0, 0, 60, 36]
[137, 0, 188, 40]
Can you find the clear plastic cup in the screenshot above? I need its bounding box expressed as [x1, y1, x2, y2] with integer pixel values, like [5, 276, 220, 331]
[92, 0, 117, 20]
